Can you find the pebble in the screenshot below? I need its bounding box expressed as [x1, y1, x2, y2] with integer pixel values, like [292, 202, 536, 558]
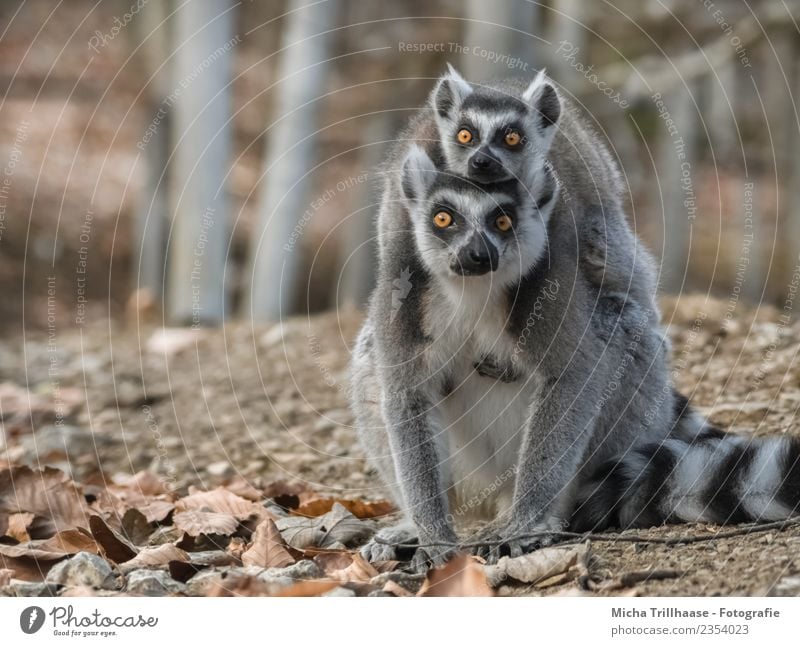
[126, 570, 186, 596]
[45, 552, 119, 590]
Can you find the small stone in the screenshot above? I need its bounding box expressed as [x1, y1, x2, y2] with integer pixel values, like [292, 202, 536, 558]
[322, 586, 356, 597]
[0, 582, 60, 597]
[769, 576, 800, 596]
[260, 559, 322, 582]
[126, 570, 186, 596]
[206, 461, 234, 478]
[184, 569, 225, 596]
[45, 552, 118, 590]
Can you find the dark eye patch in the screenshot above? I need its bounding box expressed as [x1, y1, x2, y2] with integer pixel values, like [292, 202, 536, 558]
[494, 123, 527, 149]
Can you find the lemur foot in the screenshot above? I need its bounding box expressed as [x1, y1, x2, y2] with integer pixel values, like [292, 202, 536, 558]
[469, 518, 564, 564]
[360, 523, 419, 563]
[409, 544, 458, 573]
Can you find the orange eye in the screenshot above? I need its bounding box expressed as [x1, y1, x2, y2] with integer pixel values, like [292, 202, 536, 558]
[457, 129, 473, 144]
[433, 211, 453, 228]
[504, 131, 522, 146]
[496, 214, 513, 232]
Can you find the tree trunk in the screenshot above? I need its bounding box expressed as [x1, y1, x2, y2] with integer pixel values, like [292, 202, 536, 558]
[245, 0, 339, 321]
[166, 0, 235, 325]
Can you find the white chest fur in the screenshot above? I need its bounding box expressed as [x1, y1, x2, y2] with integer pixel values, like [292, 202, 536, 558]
[423, 278, 536, 521]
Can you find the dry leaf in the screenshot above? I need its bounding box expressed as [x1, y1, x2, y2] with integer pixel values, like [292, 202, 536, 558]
[276, 503, 373, 549]
[176, 488, 259, 520]
[0, 554, 55, 581]
[120, 508, 153, 545]
[121, 545, 189, 570]
[0, 529, 97, 560]
[172, 510, 238, 537]
[293, 496, 395, 519]
[241, 519, 294, 568]
[418, 554, 493, 597]
[206, 574, 272, 597]
[313, 550, 354, 575]
[111, 471, 169, 496]
[0, 568, 13, 586]
[0, 466, 89, 532]
[483, 544, 588, 588]
[328, 553, 379, 583]
[136, 499, 175, 523]
[89, 515, 138, 563]
[224, 476, 262, 502]
[6, 512, 35, 542]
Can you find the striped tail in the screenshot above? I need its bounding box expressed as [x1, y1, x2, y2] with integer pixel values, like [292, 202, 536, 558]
[571, 432, 800, 532]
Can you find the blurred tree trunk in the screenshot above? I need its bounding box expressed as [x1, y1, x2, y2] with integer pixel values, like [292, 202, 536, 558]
[337, 113, 399, 309]
[658, 84, 696, 294]
[166, 0, 235, 325]
[761, 29, 794, 302]
[246, 0, 339, 321]
[461, 0, 540, 79]
[131, 0, 173, 315]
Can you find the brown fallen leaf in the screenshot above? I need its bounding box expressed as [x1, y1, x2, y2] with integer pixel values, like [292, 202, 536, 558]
[313, 550, 354, 575]
[276, 503, 373, 549]
[111, 471, 169, 496]
[206, 574, 273, 597]
[0, 554, 55, 582]
[120, 508, 153, 545]
[172, 510, 238, 537]
[242, 519, 295, 568]
[6, 512, 35, 542]
[0, 466, 89, 532]
[273, 580, 340, 597]
[329, 553, 379, 583]
[120, 545, 189, 571]
[292, 496, 395, 519]
[483, 544, 589, 588]
[418, 554, 493, 597]
[0, 568, 13, 586]
[0, 529, 98, 560]
[136, 499, 175, 524]
[223, 476, 263, 502]
[176, 488, 260, 520]
[89, 515, 138, 563]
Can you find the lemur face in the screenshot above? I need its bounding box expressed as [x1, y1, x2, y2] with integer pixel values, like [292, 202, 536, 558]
[432, 65, 561, 185]
[400, 146, 557, 285]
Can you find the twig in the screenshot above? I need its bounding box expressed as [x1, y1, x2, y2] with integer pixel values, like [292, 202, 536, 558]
[374, 518, 800, 550]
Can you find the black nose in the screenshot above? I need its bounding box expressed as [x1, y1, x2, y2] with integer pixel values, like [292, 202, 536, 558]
[470, 151, 496, 171]
[452, 233, 498, 276]
[468, 248, 490, 265]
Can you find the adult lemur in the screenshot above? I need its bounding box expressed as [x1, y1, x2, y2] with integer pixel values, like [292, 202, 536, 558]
[351, 67, 800, 568]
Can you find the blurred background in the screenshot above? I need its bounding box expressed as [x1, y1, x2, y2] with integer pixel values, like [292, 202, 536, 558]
[0, 0, 799, 334]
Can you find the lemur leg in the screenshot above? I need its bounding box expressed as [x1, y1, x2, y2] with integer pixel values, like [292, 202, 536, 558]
[352, 273, 458, 569]
[471, 362, 601, 563]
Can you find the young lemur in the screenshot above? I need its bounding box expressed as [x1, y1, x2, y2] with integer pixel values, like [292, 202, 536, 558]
[352, 69, 800, 569]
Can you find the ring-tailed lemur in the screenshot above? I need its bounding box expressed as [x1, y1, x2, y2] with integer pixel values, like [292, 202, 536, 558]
[353, 76, 800, 569]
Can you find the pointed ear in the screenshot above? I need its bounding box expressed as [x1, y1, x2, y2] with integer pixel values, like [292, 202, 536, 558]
[431, 64, 473, 120]
[401, 145, 437, 205]
[523, 70, 561, 132]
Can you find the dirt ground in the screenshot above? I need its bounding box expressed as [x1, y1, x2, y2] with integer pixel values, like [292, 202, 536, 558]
[2, 294, 800, 596]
